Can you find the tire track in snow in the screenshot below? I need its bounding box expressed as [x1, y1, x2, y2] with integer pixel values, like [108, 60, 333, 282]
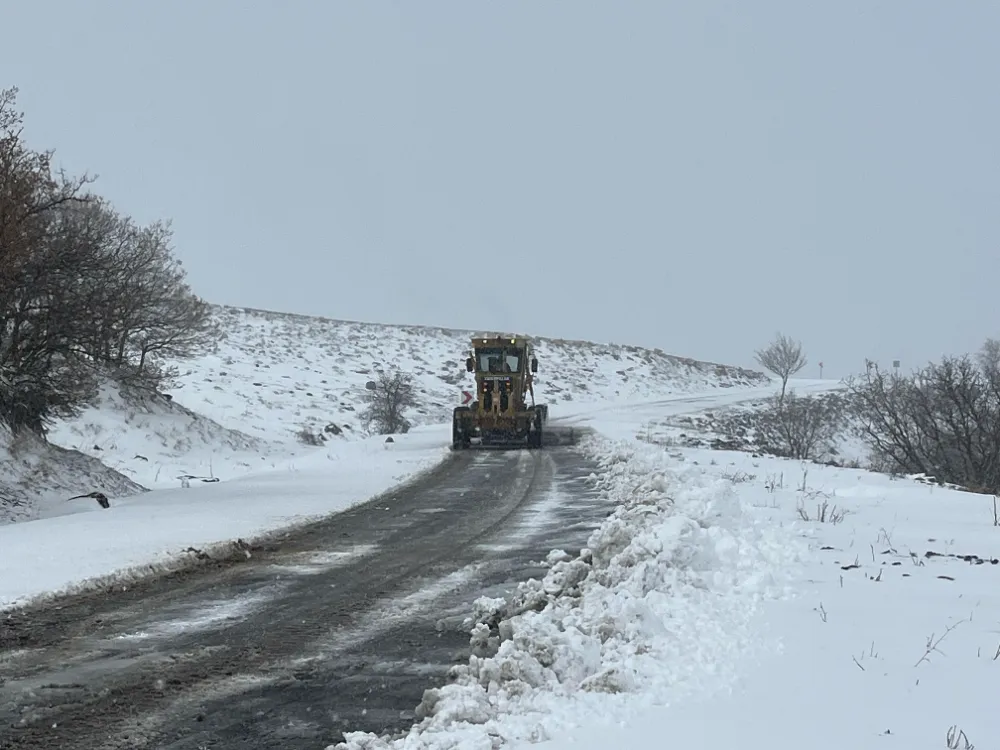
[0, 429, 610, 750]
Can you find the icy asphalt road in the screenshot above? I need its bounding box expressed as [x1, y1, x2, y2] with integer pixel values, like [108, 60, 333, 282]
[0, 427, 610, 749]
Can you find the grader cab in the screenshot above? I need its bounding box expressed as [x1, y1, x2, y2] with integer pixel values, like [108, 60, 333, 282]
[452, 335, 548, 450]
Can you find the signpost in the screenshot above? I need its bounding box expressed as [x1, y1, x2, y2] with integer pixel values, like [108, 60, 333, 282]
[461, 390, 474, 406]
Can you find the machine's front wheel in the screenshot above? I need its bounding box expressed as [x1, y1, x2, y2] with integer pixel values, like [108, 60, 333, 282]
[452, 407, 471, 449]
[527, 413, 543, 449]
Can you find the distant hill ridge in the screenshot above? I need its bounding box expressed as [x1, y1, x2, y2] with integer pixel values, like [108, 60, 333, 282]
[220, 305, 767, 386]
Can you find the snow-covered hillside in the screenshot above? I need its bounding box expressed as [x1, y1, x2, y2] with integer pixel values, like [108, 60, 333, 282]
[10, 304, 768, 524]
[0, 426, 146, 525]
[47, 381, 278, 492]
[162, 305, 768, 443]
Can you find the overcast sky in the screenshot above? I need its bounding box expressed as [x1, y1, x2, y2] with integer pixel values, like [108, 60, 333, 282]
[3, 1, 996, 377]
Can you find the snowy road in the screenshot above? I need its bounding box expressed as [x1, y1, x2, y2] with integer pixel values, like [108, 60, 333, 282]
[0, 428, 610, 749]
[549, 378, 840, 437]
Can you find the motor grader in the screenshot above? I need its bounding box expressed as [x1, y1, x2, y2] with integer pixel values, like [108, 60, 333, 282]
[452, 334, 548, 450]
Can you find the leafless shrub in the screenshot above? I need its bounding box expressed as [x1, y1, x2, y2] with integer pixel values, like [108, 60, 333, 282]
[693, 391, 858, 465]
[295, 426, 325, 446]
[754, 332, 807, 402]
[361, 369, 416, 435]
[755, 391, 850, 461]
[847, 343, 1000, 494]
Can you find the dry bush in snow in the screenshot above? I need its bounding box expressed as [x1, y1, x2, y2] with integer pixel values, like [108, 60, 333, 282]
[295, 426, 325, 446]
[361, 369, 416, 435]
[848, 340, 1000, 494]
[755, 390, 852, 461]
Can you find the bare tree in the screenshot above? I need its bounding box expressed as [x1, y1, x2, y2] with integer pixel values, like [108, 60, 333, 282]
[0, 88, 94, 283]
[72, 201, 152, 367]
[978, 337, 1000, 377]
[755, 333, 807, 402]
[0, 88, 100, 432]
[848, 352, 1000, 492]
[0, 87, 218, 433]
[100, 221, 217, 390]
[361, 370, 417, 435]
[62, 186, 218, 390]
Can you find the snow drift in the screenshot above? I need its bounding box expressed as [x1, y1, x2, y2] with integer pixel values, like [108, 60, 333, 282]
[47, 379, 275, 490]
[332, 435, 804, 749]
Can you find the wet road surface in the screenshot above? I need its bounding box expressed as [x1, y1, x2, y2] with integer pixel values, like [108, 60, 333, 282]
[0, 429, 611, 749]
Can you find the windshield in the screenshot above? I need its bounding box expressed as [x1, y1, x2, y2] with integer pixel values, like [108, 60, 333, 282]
[476, 348, 522, 373]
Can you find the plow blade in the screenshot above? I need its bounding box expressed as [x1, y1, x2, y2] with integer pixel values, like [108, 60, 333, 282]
[451, 406, 577, 451]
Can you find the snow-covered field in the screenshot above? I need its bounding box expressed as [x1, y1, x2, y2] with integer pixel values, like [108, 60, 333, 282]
[0, 425, 450, 610]
[6, 304, 991, 748]
[0, 382, 804, 612]
[0, 425, 147, 524]
[161, 306, 769, 446]
[7, 304, 769, 522]
[47, 381, 279, 492]
[334, 418, 999, 750]
[1, 357, 994, 748]
[551, 378, 841, 441]
[639, 385, 872, 467]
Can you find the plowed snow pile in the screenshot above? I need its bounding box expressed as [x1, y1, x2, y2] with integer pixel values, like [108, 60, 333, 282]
[332, 436, 805, 750]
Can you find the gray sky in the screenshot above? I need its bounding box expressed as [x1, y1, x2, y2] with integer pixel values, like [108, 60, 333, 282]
[3, 1, 997, 378]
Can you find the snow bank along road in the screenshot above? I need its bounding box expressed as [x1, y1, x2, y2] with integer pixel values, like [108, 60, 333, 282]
[0, 426, 611, 749]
